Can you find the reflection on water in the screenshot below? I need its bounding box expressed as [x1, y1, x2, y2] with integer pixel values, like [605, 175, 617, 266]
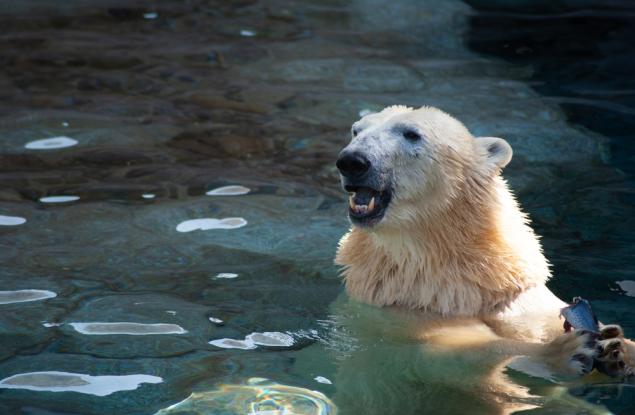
[209, 338, 258, 350]
[0, 214, 26, 226]
[69, 322, 187, 335]
[175, 217, 248, 232]
[39, 196, 80, 203]
[213, 272, 238, 279]
[0, 372, 162, 396]
[0, 289, 56, 305]
[206, 185, 251, 196]
[314, 376, 332, 385]
[25, 136, 78, 150]
[617, 281, 635, 298]
[154, 378, 336, 415]
[210, 331, 296, 350]
[0, 0, 633, 413]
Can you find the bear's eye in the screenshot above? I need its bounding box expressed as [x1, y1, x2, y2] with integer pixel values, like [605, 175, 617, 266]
[402, 130, 421, 142]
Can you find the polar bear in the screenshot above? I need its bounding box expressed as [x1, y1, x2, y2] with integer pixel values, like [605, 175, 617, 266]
[330, 106, 632, 412]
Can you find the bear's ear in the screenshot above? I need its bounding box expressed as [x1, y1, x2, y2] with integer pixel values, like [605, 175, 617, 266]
[476, 136, 512, 170]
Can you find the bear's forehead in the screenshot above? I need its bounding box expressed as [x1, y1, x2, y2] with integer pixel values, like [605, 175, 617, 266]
[355, 106, 471, 143]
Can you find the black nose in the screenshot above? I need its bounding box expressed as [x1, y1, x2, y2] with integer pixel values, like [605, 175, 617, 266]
[336, 151, 371, 178]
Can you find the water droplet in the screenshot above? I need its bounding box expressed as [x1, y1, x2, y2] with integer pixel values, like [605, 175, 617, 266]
[25, 136, 78, 150]
[0, 290, 56, 305]
[176, 218, 247, 232]
[0, 215, 26, 226]
[205, 185, 250, 196]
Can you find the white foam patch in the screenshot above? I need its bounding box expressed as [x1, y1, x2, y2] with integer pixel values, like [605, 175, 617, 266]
[205, 185, 250, 196]
[69, 322, 187, 335]
[176, 218, 247, 232]
[25, 137, 78, 150]
[209, 317, 223, 324]
[0, 215, 26, 226]
[39, 196, 80, 203]
[209, 338, 257, 350]
[246, 332, 295, 347]
[214, 273, 238, 279]
[142, 194, 156, 199]
[314, 376, 332, 385]
[0, 371, 162, 396]
[0, 290, 57, 305]
[617, 280, 635, 297]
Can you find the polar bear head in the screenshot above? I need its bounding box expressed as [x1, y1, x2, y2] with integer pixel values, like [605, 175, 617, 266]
[336, 106, 512, 229]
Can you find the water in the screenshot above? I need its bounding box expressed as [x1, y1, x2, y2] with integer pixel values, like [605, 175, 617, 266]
[0, 0, 634, 414]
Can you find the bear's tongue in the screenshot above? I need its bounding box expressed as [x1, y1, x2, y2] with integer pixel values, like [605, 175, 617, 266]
[352, 188, 376, 205]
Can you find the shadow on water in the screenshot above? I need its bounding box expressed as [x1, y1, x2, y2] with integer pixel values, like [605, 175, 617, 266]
[0, 0, 633, 413]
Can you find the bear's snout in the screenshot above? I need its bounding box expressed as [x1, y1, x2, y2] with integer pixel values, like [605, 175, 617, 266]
[336, 151, 371, 178]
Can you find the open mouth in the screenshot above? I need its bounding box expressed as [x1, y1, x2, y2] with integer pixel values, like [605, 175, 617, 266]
[345, 185, 391, 227]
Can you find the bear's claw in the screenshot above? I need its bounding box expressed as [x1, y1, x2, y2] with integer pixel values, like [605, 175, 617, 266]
[594, 324, 632, 378]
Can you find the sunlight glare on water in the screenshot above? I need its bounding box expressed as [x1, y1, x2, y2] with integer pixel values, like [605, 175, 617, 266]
[154, 378, 336, 415]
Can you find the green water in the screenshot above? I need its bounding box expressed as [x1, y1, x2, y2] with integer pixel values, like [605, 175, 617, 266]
[1, 0, 634, 414]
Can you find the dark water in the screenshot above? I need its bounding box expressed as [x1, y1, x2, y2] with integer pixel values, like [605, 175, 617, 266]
[0, 0, 633, 414]
[468, 0, 635, 346]
[467, 1, 635, 412]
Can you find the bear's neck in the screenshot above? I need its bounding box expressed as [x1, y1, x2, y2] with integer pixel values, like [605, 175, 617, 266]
[335, 175, 551, 317]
